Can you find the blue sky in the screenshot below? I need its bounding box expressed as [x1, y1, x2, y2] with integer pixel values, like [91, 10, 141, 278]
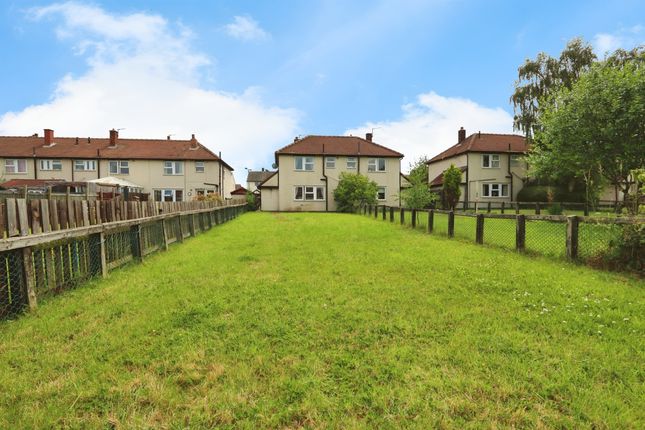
[0, 0, 643, 177]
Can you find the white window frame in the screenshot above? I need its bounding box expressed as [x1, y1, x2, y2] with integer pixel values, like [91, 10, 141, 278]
[367, 158, 386, 172]
[195, 161, 205, 173]
[154, 189, 184, 202]
[74, 160, 96, 171]
[325, 156, 336, 169]
[293, 185, 325, 201]
[510, 154, 522, 167]
[163, 161, 183, 175]
[482, 154, 500, 168]
[108, 160, 129, 175]
[482, 183, 509, 198]
[346, 157, 357, 169]
[5, 159, 27, 174]
[39, 159, 62, 171]
[294, 156, 314, 171]
[377, 186, 386, 200]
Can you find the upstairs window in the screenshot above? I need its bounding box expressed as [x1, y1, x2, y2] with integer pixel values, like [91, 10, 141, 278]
[482, 154, 500, 168]
[325, 157, 336, 169]
[346, 157, 357, 169]
[195, 161, 205, 173]
[5, 159, 27, 174]
[74, 160, 96, 171]
[164, 161, 183, 175]
[367, 158, 386, 172]
[295, 156, 314, 171]
[39, 159, 62, 171]
[510, 154, 522, 167]
[109, 160, 129, 175]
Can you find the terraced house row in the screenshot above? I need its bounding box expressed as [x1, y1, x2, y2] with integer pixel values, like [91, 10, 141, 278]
[0, 129, 236, 201]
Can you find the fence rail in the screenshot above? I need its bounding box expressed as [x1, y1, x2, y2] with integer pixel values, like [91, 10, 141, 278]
[444, 200, 631, 216]
[361, 204, 643, 272]
[0, 203, 246, 320]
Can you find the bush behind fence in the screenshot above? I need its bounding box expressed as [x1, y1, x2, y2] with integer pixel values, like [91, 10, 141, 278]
[362, 205, 644, 273]
[0, 204, 246, 320]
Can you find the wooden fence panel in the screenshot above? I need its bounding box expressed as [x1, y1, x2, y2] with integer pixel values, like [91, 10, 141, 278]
[17, 199, 29, 236]
[41, 200, 51, 233]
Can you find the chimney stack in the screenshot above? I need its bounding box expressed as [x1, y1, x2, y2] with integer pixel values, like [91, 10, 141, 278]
[44, 129, 54, 146]
[365, 132, 373, 142]
[458, 127, 466, 143]
[109, 129, 118, 147]
[190, 134, 198, 149]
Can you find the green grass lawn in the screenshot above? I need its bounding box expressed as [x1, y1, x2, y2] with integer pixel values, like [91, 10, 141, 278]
[1, 212, 643, 429]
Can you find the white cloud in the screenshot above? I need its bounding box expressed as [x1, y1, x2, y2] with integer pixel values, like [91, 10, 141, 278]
[345, 92, 514, 172]
[224, 15, 269, 41]
[1, 2, 298, 177]
[593, 25, 644, 56]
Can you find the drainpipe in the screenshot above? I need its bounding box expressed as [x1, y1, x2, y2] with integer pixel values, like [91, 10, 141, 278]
[32, 147, 37, 180]
[465, 153, 469, 208]
[97, 149, 101, 178]
[508, 144, 513, 202]
[322, 144, 328, 212]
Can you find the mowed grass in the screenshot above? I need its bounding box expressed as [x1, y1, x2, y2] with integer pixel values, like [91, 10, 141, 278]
[0, 212, 643, 429]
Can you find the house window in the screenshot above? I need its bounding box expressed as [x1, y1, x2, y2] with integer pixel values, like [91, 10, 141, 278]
[5, 159, 27, 174]
[510, 154, 522, 167]
[294, 156, 314, 171]
[154, 189, 183, 202]
[109, 160, 129, 175]
[377, 186, 386, 200]
[74, 160, 96, 171]
[196, 189, 205, 196]
[294, 185, 325, 201]
[325, 157, 336, 169]
[195, 161, 205, 173]
[163, 161, 183, 175]
[482, 183, 509, 198]
[346, 157, 357, 169]
[367, 158, 386, 172]
[39, 159, 62, 171]
[482, 154, 500, 168]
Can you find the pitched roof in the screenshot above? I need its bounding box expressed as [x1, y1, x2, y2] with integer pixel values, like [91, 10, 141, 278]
[231, 185, 248, 195]
[0, 179, 87, 189]
[246, 170, 275, 183]
[257, 171, 278, 189]
[275, 135, 403, 158]
[429, 166, 467, 187]
[427, 133, 527, 164]
[0, 134, 234, 170]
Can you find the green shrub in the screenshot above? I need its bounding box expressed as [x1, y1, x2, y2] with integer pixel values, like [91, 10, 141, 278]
[517, 185, 586, 203]
[547, 203, 563, 215]
[596, 224, 645, 273]
[334, 172, 378, 213]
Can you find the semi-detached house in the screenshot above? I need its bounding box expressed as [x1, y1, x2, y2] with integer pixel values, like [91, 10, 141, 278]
[427, 128, 528, 205]
[259, 134, 405, 211]
[0, 129, 236, 201]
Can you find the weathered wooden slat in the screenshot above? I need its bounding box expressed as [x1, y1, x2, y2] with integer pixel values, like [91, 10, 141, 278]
[40, 200, 51, 233]
[0, 201, 6, 238]
[49, 199, 59, 231]
[81, 201, 90, 226]
[94, 201, 102, 224]
[17, 199, 30, 236]
[30, 200, 42, 234]
[67, 198, 76, 228]
[58, 200, 69, 230]
[75, 201, 83, 227]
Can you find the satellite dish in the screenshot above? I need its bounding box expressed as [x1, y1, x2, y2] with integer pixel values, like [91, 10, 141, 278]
[271, 163, 278, 169]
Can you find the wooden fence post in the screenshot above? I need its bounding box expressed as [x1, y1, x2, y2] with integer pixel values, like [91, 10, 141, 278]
[566, 216, 579, 260]
[389, 207, 394, 222]
[131, 224, 143, 260]
[161, 219, 170, 251]
[400, 208, 405, 225]
[22, 247, 37, 310]
[515, 202, 520, 215]
[99, 231, 108, 277]
[584, 204, 589, 217]
[448, 211, 455, 237]
[176, 215, 184, 242]
[476, 214, 484, 244]
[189, 214, 196, 237]
[374, 205, 378, 218]
[411, 209, 417, 228]
[535, 202, 541, 215]
[516, 215, 526, 252]
[487, 202, 491, 213]
[382, 205, 386, 220]
[501, 201, 505, 214]
[427, 209, 434, 233]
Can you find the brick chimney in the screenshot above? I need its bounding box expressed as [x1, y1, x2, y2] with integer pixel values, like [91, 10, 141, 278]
[109, 129, 118, 147]
[190, 134, 199, 149]
[458, 127, 466, 143]
[44, 129, 54, 146]
[365, 132, 373, 142]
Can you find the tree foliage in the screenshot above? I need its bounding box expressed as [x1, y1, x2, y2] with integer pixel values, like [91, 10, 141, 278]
[531, 58, 645, 210]
[333, 172, 378, 213]
[442, 165, 462, 210]
[400, 156, 437, 209]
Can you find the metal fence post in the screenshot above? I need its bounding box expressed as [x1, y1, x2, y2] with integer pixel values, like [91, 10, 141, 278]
[566, 216, 579, 260]
[427, 209, 434, 233]
[448, 211, 455, 237]
[516, 215, 526, 252]
[476, 214, 484, 244]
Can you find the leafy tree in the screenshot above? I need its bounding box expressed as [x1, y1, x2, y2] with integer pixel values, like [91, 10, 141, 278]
[532, 59, 645, 211]
[333, 172, 378, 213]
[511, 38, 596, 138]
[442, 165, 462, 210]
[401, 156, 437, 209]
